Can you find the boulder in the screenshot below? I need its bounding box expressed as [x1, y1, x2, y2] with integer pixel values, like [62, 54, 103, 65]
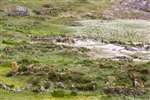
[7, 6, 29, 16]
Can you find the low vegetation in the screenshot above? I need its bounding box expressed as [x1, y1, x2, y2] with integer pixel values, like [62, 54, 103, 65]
[72, 20, 150, 45]
[0, 0, 150, 100]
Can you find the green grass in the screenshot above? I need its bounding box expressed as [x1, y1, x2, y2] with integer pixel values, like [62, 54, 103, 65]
[0, 89, 149, 100]
[0, 23, 150, 99]
[0, 37, 150, 99]
[0, 16, 70, 35]
[0, 0, 150, 99]
[0, 0, 115, 36]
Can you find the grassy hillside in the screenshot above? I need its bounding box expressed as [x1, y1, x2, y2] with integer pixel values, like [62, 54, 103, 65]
[72, 19, 150, 45]
[0, 0, 150, 100]
[0, 0, 114, 35]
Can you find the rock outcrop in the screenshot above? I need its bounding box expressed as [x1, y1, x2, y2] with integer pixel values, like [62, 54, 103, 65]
[103, 0, 150, 19]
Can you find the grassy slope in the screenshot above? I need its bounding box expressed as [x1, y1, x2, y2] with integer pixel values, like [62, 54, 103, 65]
[0, 90, 148, 100]
[0, 0, 113, 35]
[0, 35, 150, 99]
[0, 0, 150, 100]
[72, 19, 150, 45]
[0, 1, 114, 99]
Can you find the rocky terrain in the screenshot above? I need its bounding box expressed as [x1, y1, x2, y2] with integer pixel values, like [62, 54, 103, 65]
[103, 0, 150, 19]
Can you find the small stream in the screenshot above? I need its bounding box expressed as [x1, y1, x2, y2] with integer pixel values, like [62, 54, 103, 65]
[57, 38, 150, 62]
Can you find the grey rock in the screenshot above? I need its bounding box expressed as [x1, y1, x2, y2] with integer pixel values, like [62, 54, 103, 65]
[145, 45, 150, 50]
[125, 47, 141, 51]
[0, 83, 24, 92]
[114, 56, 133, 61]
[15, 88, 23, 92]
[103, 0, 150, 19]
[40, 86, 46, 92]
[56, 82, 65, 89]
[104, 87, 146, 96]
[8, 6, 29, 16]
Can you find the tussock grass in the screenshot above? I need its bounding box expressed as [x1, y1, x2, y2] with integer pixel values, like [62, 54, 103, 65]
[0, 0, 150, 99]
[72, 19, 150, 44]
[0, 0, 116, 36]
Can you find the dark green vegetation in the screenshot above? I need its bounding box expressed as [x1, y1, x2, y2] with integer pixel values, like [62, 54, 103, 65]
[0, 0, 150, 100]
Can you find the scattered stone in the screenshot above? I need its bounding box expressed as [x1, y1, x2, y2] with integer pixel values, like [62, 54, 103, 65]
[33, 6, 62, 16]
[103, 87, 146, 96]
[40, 86, 46, 92]
[0, 83, 23, 92]
[114, 56, 133, 61]
[44, 81, 54, 90]
[32, 87, 41, 93]
[56, 36, 75, 44]
[32, 36, 75, 44]
[75, 82, 97, 91]
[125, 47, 140, 51]
[31, 85, 49, 93]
